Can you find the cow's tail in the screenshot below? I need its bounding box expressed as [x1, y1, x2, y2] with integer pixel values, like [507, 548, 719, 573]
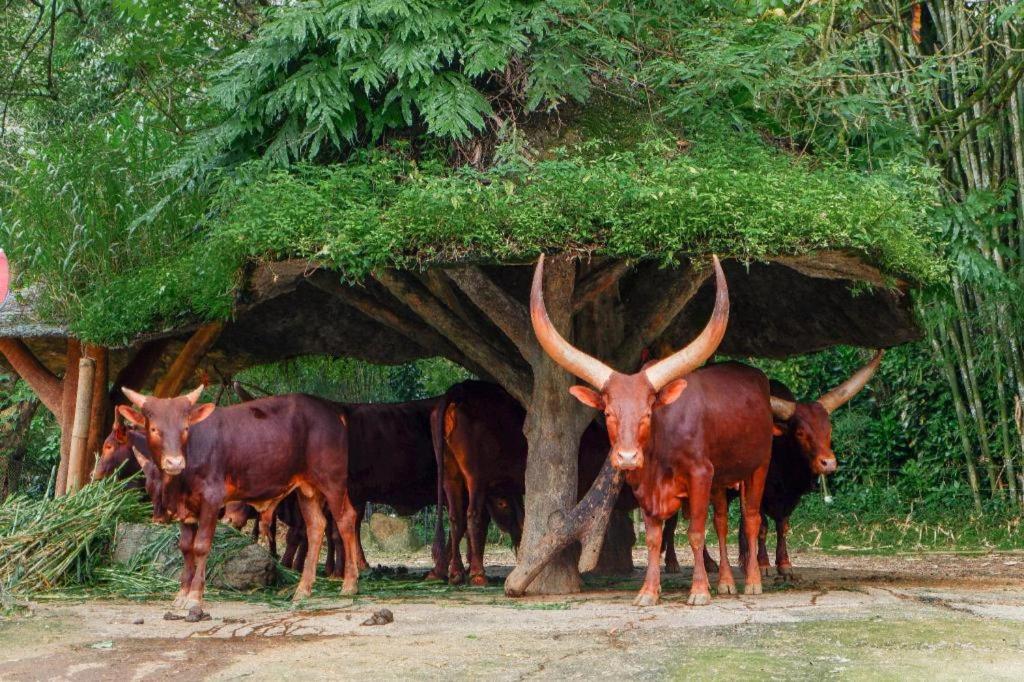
[429, 397, 450, 578]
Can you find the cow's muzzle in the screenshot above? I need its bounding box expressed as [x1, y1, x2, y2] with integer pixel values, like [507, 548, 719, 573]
[612, 449, 644, 471]
[162, 455, 186, 476]
[813, 455, 837, 475]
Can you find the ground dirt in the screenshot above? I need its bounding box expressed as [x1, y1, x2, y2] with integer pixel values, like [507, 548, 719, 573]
[4, 547, 1024, 681]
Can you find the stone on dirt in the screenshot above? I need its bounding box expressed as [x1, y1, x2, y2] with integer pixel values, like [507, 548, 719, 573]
[361, 608, 394, 626]
[367, 514, 423, 553]
[113, 522, 275, 590]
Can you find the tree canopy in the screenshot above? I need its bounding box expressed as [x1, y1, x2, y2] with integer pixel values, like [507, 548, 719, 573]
[1, 1, 939, 347]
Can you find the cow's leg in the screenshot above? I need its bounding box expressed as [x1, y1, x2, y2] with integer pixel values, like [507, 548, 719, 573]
[268, 515, 278, 558]
[776, 516, 796, 578]
[662, 512, 680, 573]
[353, 504, 369, 571]
[466, 486, 489, 587]
[282, 522, 301, 569]
[686, 475, 713, 606]
[741, 466, 769, 596]
[323, 491, 361, 595]
[294, 492, 327, 601]
[445, 479, 468, 585]
[634, 511, 663, 607]
[184, 505, 219, 616]
[711, 487, 736, 595]
[325, 515, 337, 578]
[757, 514, 771, 576]
[173, 523, 197, 609]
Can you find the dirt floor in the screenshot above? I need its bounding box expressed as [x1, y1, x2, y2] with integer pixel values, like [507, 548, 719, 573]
[4, 547, 1024, 681]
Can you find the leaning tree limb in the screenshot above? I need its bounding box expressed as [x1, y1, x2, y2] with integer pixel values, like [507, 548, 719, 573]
[505, 457, 624, 596]
[0, 338, 63, 416]
[153, 322, 224, 398]
[55, 339, 81, 497]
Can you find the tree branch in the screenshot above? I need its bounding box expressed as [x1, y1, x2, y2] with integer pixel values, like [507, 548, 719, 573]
[375, 269, 530, 403]
[305, 271, 493, 381]
[153, 322, 224, 398]
[614, 259, 712, 370]
[573, 259, 631, 313]
[446, 265, 537, 365]
[0, 338, 63, 417]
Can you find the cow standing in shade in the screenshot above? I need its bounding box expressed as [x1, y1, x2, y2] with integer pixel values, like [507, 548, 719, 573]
[117, 387, 361, 617]
[531, 255, 775, 606]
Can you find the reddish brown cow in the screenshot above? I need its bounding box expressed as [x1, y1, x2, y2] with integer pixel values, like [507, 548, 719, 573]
[741, 351, 884, 576]
[118, 387, 360, 615]
[278, 398, 441, 578]
[430, 381, 528, 585]
[531, 255, 774, 606]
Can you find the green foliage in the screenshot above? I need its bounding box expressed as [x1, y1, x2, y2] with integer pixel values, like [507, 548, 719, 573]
[71, 115, 939, 344]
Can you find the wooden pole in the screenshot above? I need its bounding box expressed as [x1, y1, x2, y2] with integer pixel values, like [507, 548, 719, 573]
[84, 345, 109, 479]
[66, 357, 96, 495]
[55, 339, 81, 497]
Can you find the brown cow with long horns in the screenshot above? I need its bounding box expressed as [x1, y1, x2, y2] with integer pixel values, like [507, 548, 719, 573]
[117, 387, 360, 616]
[531, 255, 775, 606]
[746, 351, 884, 576]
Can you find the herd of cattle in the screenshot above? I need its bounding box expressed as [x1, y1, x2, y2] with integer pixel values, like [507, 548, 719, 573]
[92, 256, 882, 618]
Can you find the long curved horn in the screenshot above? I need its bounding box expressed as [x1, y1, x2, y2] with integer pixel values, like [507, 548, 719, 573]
[644, 256, 730, 391]
[771, 396, 796, 420]
[530, 254, 614, 390]
[121, 387, 147, 409]
[184, 385, 205, 406]
[818, 349, 884, 414]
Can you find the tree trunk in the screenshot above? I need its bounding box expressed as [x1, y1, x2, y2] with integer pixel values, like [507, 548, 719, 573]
[511, 254, 592, 595]
[588, 509, 635, 576]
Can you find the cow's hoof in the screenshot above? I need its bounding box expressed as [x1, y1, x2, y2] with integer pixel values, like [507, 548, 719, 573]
[778, 565, 798, 579]
[292, 587, 311, 602]
[469, 574, 488, 587]
[448, 572, 465, 586]
[759, 565, 769, 577]
[744, 582, 763, 595]
[633, 592, 659, 607]
[424, 570, 445, 582]
[172, 596, 188, 610]
[686, 591, 711, 606]
[717, 581, 737, 595]
[341, 580, 358, 596]
[184, 606, 211, 623]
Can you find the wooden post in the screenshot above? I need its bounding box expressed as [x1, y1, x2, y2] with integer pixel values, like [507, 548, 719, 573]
[55, 339, 82, 497]
[66, 357, 96, 495]
[84, 345, 110, 479]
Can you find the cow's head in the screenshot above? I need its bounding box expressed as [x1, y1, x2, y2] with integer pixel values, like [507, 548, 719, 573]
[531, 255, 729, 471]
[92, 418, 134, 482]
[116, 385, 215, 476]
[129, 444, 175, 523]
[769, 350, 884, 476]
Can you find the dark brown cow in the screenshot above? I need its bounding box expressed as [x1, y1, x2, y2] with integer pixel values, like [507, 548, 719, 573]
[742, 351, 884, 576]
[278, 398, 441, 578]
[118, 387, 360, 614]
[531, 255, 774, 606]
[430, 381, 528, 585]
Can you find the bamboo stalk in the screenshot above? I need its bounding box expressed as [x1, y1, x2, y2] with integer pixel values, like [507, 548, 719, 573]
[66, 357, 96, 495]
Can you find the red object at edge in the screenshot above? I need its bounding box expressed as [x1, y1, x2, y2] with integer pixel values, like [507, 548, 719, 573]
[0, 249, 9, 307]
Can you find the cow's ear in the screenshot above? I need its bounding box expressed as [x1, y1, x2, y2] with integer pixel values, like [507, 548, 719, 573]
[189, 402, 216, 425]
[569, 386, 604, 410]
[655, 378, 687, 407]
[113, 420, 128, 443]
[117, 405, 146, 428]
